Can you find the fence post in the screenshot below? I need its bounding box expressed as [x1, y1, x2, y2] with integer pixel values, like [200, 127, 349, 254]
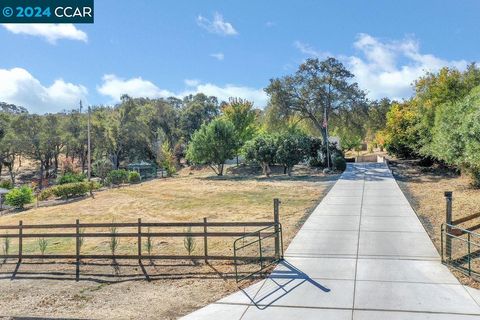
[203, 217, 208, 263]
[468, 233, 471, 276]
[445, 191, 453, 260]
[273, 198, 281, 260]
[76, 219, 80, 281]
[18, 220, 23, 262]
[138, 218, 142, 263]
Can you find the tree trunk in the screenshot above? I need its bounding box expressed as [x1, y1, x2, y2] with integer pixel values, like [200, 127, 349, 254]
[218, 164, 224, 176]
[262, 163, 271, 177]
[39, 161, 45, 190]
[287, 166, 292, 176]
[283, 166, 287, 174]
[54, 154, 59, 175]
[5, 159, 15, 185]
[44, 160, 50, 179]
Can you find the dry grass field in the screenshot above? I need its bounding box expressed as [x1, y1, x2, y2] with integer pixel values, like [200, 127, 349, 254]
[0, 165, 337, 319]
[391, 160, 480, 288]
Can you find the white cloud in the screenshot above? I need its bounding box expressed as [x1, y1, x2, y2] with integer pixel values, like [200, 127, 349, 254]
[97, 74, 175, 102]
[197, 12, 238, 36]
[184, 79, 200, 87]
[97, 75, 267, 107]
[294, 41, 329, 58]
[294, 34, 469, 100]
[0, 67, 87, 113]
[2, 24, 87, 44]
[349, 34, 468, 100]
[182, 82, 268, 107]
[210, 52, 225, 61]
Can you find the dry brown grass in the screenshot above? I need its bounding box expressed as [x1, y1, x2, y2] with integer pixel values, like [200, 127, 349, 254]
[391, 159, 480, 288]
[0, 165, 336, 319]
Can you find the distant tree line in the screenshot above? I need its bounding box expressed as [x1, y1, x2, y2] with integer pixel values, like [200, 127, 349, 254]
[0, 57, 395, 184]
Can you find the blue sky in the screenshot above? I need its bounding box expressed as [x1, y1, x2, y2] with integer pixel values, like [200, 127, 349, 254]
[1, 0, 479, 113]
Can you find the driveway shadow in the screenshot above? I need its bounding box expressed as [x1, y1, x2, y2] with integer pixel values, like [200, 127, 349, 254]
[240, 260, 330, 310]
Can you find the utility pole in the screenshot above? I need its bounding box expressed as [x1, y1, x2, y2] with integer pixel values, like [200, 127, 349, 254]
[323, 107, 330, 169]
[87, 104, 92, 181]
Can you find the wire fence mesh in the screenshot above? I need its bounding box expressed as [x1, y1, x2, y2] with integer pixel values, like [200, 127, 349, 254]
[442, 223, 480, 280]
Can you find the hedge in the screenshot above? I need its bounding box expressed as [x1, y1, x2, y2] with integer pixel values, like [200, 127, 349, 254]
[50, 181, 99, 199]
[106, 169, 129, 185]
[57, 172, 86, 185]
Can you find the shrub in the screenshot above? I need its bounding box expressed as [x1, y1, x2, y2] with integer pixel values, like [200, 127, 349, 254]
[106, 169, 129, 185]
[5, 186, 34, 209]
[0, 180, 13, 190]
[37, 238, 48, 255]
[51, 182, 91, 199]
[57, 172, 86, 185]
[128, 171, 141, 184]
[332, 154, 347, 172]
[184, 227, 196, 255]
[109, 225, 119, 255]
[93, 158, 112, 183]
[38, 188, 54, 201]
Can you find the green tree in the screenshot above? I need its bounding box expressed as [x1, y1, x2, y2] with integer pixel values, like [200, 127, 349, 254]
[275, 133, 308, 176]
[179, 94, 219, 141]
[383, 102, 419, 158]
[265, 57, 366, 150]
[158, 140, 176, 177]
[186, 118, 238, 176]
[12, 114, 59, 188]
[244, 134, 277, 177]
[430, 86, 480, 186]
[413, 64, 480, 156]
[222, 98, 258, 163]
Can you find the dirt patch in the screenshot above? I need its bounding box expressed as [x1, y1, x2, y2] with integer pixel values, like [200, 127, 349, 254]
[390, 159, 480, 288]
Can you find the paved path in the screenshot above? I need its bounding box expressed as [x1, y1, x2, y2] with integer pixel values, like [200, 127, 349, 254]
[183, 163, 480, 319]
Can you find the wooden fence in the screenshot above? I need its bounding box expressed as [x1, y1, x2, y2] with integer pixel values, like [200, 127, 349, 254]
[0, 199, 283, 280]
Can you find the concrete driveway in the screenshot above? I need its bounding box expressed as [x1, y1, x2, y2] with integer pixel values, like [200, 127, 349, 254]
[182, 163, 480, 319]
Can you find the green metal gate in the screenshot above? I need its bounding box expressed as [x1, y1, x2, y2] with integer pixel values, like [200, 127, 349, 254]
[233, 223, 283, 283]
[441, 223, 480, 280]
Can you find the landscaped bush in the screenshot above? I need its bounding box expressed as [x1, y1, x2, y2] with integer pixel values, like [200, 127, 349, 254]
[128, 171, 141, 184]
[5, 186, 34, 209]
[332, 154, 347, 172]
[0, 180, 13, 189]
[51, 182, 93, 199]
[106, 169, 129, 185]
[57, 172, 86, 185]
[38, 188, 54, 201]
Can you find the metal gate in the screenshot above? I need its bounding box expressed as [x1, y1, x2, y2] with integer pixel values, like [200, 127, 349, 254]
[233, 223, 283, 283]
[441, 223, 480, 280]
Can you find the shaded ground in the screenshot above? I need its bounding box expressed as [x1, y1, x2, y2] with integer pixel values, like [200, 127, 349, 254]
[390, 159, 480, 288]
[0, 165, 338, 319]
